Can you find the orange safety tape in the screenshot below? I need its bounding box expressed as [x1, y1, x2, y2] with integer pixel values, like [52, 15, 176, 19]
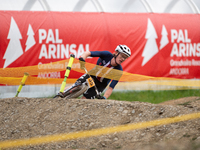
[0, 59, 199, 87]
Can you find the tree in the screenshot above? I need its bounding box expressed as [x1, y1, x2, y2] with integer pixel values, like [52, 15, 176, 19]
[159, 25, 169, 50]
[25, 24, 36, 51]
[3, 17, 23, 68]
[142, 18, 159, 66]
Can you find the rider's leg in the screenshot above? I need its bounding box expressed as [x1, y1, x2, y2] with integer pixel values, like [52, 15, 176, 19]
[82, 76, 108, 99]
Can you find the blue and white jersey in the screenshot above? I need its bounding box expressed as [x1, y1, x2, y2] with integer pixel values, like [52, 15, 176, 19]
[90, 51, 123, 89]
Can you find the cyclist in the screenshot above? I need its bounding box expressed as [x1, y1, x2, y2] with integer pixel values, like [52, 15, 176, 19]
[60, 45, 131, 99]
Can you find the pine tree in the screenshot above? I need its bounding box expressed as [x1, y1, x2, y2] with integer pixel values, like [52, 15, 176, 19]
[142, 18, 159, 66]
[25, 24, 36, 51]
[3, 17, 23, 68]
[159, 25, 169, 50]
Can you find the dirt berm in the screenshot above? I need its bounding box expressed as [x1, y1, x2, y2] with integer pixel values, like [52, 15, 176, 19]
[1, 96, 200, 150]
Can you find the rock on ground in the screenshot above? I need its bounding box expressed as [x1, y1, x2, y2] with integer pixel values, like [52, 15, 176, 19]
[0, 97, 200, 150]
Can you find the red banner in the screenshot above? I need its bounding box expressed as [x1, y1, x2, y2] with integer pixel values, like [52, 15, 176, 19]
[0, 11, 200, 81]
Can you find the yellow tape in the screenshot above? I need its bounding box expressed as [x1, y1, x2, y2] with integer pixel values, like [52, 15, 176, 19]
[0, 59, 200, 88]
[0, 112, 200, 149]
[0, 77, 77, 85]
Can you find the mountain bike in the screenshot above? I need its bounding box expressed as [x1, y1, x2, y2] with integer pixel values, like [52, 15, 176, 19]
[54, 67, 102, 99]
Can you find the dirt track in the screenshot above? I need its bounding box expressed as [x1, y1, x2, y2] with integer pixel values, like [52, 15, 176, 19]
[0, 96, 200, 150]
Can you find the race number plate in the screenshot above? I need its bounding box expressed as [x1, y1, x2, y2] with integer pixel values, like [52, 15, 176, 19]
[87, 77, 95, 88]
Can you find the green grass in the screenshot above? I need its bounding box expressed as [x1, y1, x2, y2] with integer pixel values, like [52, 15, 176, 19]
[108, 89, 200, 104]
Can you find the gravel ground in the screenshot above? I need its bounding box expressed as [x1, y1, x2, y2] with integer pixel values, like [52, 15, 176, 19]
[0, 96, 200, 150]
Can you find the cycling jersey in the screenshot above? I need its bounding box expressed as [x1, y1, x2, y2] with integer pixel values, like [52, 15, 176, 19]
[90, 51, 123, 89]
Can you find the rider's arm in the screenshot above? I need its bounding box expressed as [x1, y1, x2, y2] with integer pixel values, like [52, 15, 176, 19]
[81, 51, 91, 60]
[103, 86, 113, 98]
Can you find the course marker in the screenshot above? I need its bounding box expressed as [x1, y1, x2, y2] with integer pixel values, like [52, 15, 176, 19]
[59, 54, 75, 93]
[15, 72, 29, 97]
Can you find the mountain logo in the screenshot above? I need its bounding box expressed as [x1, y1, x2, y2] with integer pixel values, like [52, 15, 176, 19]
[3, 17, 36, 68]
[142, 18, 169, 66]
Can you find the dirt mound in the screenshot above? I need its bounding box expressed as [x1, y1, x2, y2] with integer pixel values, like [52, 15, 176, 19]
[160, 96, 200, 105]
[0, 97, 200, 150]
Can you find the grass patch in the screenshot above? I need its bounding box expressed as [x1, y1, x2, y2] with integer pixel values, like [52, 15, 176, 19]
[108, 89, 200, 104]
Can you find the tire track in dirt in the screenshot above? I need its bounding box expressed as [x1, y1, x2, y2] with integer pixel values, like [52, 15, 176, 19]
[0, 97, 200, 150]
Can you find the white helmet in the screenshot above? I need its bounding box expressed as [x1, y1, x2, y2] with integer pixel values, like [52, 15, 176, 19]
[115, 45, 131, 57]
